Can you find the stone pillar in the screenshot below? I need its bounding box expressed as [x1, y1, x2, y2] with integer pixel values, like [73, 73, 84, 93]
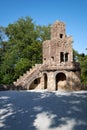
[47, 72, 55, 91]
[40, 74, 44, 89]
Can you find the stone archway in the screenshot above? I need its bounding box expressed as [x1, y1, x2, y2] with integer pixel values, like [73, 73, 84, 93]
[44, 73, 47, 89]
[29, 78, 40, 90]
[56, 73, 66, 90]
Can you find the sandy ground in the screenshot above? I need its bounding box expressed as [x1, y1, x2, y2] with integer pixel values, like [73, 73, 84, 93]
[0, 90, 87, 130]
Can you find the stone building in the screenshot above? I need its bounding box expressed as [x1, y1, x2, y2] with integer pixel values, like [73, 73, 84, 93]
[14, 21, 81, 91]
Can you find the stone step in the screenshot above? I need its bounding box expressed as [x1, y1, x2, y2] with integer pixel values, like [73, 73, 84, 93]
[15, 65, 38, 84]
[14, 64, 45, 87]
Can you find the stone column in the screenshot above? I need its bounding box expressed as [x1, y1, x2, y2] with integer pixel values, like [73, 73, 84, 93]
[40, 74, 44, 89]
[47, 72, 55, 91]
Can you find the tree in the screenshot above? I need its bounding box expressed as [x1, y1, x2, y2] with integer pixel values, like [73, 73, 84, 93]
[36, 25, 51, 42]
[73, 50, 87, 85]
[0, 16, 51, 84]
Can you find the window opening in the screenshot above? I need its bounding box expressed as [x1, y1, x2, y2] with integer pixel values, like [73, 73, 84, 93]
[65, 53, 68, 62]
[44, 58, 46, 61]
[60, 34, 63, 38]
[51, 56, 54, 61]
[60, 52, 64, 62]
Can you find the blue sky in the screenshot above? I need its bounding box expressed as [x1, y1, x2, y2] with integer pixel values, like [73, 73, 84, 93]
[0, 0, 87, 54]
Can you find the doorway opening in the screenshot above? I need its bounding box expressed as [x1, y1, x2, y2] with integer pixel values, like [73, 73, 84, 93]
[56, 73, 66, 90]
[44, 73, 47, 89]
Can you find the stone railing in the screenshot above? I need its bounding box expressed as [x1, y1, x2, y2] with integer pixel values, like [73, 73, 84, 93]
[41, 62, 81, 71]
[13, 64, 42, 87]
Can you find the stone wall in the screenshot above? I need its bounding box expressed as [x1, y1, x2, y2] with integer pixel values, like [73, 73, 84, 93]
[43, 21, 73, 65]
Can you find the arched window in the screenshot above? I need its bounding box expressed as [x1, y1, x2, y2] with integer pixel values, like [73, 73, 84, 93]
[51, 56, 54, 61]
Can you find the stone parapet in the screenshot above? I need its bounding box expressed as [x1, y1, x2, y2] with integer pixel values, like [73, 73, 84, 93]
[41, 62, 81, 71]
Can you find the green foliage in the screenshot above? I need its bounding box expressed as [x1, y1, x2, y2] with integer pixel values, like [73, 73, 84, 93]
[2, 74, 13, 84]
[80, 55, 87, 85]
[74, 50, 87, 85]
[0, 16, 50, 84]
[36, 25, 51, 41]
[14, 58, 30, 79]
[1, 16, 87, 86]
[0, 16, 87, 85]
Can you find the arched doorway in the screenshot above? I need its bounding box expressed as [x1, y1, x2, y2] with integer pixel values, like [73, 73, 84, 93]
[56, 73, 66, 90]
[44, 73, 47, 89]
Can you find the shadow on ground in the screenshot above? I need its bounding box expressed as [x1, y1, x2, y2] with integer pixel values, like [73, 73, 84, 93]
[0, 90, 87, 130]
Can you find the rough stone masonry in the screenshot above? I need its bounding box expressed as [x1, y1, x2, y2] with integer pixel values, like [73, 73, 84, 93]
[14, 21, 81, 91]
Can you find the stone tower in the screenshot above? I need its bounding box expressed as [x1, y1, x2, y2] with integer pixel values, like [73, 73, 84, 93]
[43, 21, 73, 65]
[14, 21, 81, 91]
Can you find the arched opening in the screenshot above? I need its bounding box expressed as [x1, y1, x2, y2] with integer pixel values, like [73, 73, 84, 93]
[56, 73, 66, 90]
[29, 78, 40, 90]
[51, 56, 54, 61]
[44, 73, 47, 89]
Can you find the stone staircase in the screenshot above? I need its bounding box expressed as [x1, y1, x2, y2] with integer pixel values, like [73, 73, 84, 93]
[13, 64, 43, 89]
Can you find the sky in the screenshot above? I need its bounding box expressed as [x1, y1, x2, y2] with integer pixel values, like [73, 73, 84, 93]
[0, 0, 87, 54]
